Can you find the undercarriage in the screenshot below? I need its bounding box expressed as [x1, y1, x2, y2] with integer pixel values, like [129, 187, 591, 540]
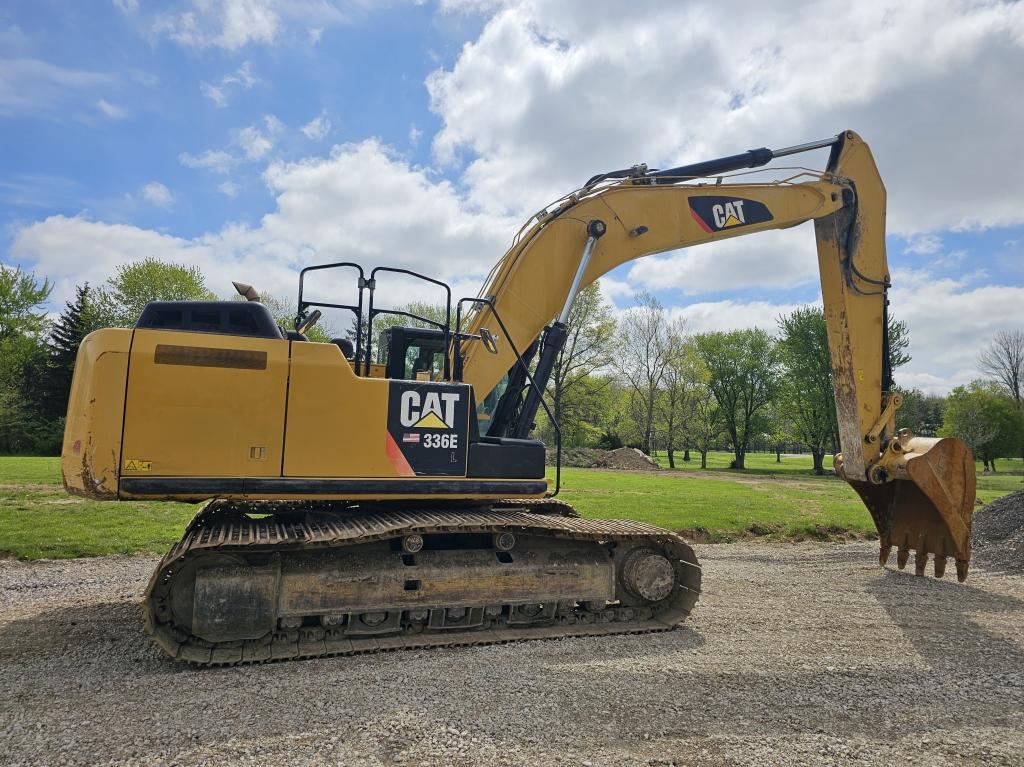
[144, 499, 702, 666]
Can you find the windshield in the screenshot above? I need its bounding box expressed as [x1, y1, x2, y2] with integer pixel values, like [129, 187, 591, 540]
[476, 373, 508, 434]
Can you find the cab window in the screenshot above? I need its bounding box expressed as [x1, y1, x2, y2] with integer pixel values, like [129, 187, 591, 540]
[404, 340, 445, 380]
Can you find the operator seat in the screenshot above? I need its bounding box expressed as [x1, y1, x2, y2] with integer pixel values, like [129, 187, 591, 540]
[331, 337, 355, 360]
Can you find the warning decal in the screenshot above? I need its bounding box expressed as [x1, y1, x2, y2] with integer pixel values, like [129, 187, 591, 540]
[123, 459, 152, 472]
[386, 381, 469, 476]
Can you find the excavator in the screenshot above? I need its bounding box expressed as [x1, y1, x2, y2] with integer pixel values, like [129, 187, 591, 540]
[61, 130, 976, 665]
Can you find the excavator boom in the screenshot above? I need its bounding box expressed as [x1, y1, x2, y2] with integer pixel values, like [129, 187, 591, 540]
[463, 130, 975, 578]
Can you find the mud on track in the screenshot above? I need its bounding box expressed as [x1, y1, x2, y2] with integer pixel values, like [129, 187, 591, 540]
[1, 542, 1022, 767]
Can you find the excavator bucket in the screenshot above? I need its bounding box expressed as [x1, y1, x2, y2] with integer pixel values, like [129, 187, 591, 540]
[843, 437, 976, 581]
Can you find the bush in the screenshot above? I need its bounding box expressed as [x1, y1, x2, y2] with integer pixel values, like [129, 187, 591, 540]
[597, 429, 624, 450]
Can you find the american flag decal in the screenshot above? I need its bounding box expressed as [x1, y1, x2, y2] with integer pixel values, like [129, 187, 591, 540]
[402, 433, 421, 443]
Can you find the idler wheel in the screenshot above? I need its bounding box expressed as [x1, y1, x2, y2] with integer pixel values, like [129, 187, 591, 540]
[620, 548, 675, 602]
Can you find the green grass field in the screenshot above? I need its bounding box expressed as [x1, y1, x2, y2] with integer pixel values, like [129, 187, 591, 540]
[0, 454, 1020, 560]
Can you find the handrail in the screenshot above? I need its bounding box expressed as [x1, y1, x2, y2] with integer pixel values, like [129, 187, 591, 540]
[296, 262, 365, 363]
[365, 267, 453, 379]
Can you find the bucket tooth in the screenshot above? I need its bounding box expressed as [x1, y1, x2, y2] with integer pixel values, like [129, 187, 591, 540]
[879, 542, 893, 567]
[933, 555, 947, 579]
[914, 550, 927, 577]
[955, 559, 969, 583]
[896, 546, 910, 570]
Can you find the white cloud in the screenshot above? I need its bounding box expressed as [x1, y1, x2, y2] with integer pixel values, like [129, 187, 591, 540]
[233, 114, 284, 159]
[200, 60, 258, 107]
[627, 224, 819, 295]
[409, 123, 422, 145]
[112, 0, 139, 12]
[179, 149, 237, 174]
[153, 0, 350, 50]
[669, 299, 808, 335]
[597, 276, 632, 302]
[155, 0, 280, 50]
[218, 181, 239, 197]
[429, 0, 1024, 231]
[95, 98, 128, 119]
[904, 233, 943, 255]
[888, 268, 1024, 393]
[238, 127, 272, 160]
[140, 181, 173, 208]
[301, 112, 331, 140]
[13, 140, 514, 315]
[263, 114, 284, 135]
[0, 59, 113, 117]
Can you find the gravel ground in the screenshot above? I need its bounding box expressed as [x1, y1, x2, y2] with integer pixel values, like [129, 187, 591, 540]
[2, 542, 1023, 767]
[974, 490, 1024, 574]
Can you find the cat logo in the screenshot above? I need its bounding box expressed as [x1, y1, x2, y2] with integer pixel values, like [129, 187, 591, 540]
[400, 390, 461, 429]
[689, 196, 773, 233]
[713, 200, 745, 228]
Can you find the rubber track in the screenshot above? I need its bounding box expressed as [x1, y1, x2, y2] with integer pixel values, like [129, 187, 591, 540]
[144, 505, 701, 666]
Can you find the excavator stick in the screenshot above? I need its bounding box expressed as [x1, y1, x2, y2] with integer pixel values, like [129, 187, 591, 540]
[839, 437, 976, 580]
[814, 131, 977, 581]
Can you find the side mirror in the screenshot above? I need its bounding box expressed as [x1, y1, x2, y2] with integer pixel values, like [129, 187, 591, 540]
[480, 327, 499, 354]
[296, 309, 322, 335]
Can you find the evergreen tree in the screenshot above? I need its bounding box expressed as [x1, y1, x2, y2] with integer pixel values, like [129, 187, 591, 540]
[31, 283, 98, 423]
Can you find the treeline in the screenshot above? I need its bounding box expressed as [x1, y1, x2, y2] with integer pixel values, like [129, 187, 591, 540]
[540, 284, 1023, 473]
[1, 261, 1022, 471]
[0, 259, 217, 453]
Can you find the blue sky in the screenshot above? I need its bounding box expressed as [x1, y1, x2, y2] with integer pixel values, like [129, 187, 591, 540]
[2, 0, 1023, 393]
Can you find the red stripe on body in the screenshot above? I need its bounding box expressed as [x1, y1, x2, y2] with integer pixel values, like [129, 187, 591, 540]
[385, 432, 417, 477]
[689, 205, 713, 233]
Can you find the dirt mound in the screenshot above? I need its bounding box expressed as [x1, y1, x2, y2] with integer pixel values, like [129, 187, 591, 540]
[546, 447, 660, 471]
[972, 489, 1024, 574]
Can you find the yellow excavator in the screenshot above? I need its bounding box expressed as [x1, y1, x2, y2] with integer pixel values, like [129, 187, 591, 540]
[62, 130, 976, 665]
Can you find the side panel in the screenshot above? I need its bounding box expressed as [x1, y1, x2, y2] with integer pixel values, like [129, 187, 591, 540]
[121, 330, 289, 479]
[283, 344, 472, 478]
[61, 328, 132, 499]
[386, 380, 470, 476]
[283, 342, 398, 477]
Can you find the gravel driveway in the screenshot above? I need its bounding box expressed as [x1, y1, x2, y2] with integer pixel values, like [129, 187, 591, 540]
[2, 542, 1022, 767]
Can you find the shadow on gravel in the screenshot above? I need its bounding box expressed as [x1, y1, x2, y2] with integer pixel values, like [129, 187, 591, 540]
[2, 590, 1023, 761]
[865, 570, 1024, 671]
[0, 598, 704, 673]
[0, 601, 164, 667]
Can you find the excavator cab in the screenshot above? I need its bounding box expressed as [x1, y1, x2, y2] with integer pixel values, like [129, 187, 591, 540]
[377, 326, 448, 381]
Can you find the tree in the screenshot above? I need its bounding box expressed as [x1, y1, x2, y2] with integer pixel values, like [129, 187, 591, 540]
[95, 258, 216, 327]
[29, 283, 103, 429]
[241, 292, 335, 344]
[694, 328, 780, 470]
[777, 307, 837, 474]
[978, 329, 1023, 409]
[940, 381, 1024, 471]
[346, 302, 450, 361]
[0, 267, 52, 454]
[0, 266, 51, 343]
[657, 329, 702, 469]
[549, 282, 616, 447]
[684, 359, 722, 469]
[895, 387, 945, 437]
[615, 293, 674, 453]
[887, 316, 912, 374]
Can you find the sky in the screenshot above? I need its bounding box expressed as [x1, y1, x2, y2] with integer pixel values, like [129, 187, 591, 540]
[2, 0, 1022, 393]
